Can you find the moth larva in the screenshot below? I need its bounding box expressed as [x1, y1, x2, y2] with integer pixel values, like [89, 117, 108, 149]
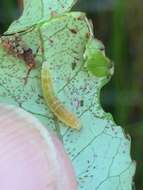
[41, 61, 81, 130]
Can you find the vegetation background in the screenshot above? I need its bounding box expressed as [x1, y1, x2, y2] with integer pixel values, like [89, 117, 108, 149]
[0, 0, 142, 189]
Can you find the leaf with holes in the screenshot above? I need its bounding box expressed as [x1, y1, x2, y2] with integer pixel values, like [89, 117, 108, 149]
[0, 0, 135, 190]
[6, 0, 78, 34]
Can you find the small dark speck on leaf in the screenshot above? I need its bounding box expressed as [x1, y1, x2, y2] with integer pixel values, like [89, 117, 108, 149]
[80, 100, 84, 107]
[69, 28, 78, 34]
[38, 94, 44, 99]
[86, 32, 90, 39]
[77, 16, 84, 20]
[71, 62, 77, 70]
[49, 39, 54, 43]
[74, 57, 80, 61]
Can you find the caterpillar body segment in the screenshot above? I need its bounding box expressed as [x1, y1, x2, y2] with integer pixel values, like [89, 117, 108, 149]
[41, 61, 81, 130]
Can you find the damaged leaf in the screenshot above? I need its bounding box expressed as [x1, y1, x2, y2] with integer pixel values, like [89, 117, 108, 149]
[0, 0, 135, 190]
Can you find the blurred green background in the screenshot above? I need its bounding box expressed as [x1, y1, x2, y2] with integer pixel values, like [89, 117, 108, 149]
[0, 0, 142, 189]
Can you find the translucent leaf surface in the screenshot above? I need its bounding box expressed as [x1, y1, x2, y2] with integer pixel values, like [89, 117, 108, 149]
[0, 1, 135, 190]
[6, 0, 78, 34]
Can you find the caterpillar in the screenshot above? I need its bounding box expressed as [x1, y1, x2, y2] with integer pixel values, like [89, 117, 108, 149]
[41, 61, 81, 130]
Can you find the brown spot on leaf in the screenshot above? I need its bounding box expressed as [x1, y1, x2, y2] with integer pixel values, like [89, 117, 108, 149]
[71, 62, 77, 70]
[69, 28, 78, 34]
[86, 32, 91, 39]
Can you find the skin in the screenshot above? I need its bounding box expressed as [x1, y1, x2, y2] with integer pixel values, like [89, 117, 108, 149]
[0, 104, 77, 190]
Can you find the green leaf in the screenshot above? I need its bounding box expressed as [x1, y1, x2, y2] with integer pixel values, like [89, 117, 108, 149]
[84, 39, 113, 78]
[85, 38, 105, 55]
[86, 51, 113, 77]
[5, 0, 78, 34]
[0, 1, 135, 190]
